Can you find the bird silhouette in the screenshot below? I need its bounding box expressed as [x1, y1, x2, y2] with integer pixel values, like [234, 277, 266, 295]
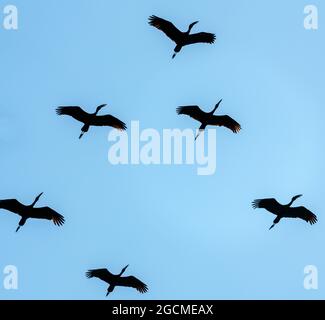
[177, 99, 241, 140]
[56, 104, 126, 139]
[252, 195, 317, 230]
[0, 193, 65, 232]
[86, 265, 148, 296]
[148, 15, 215, 59]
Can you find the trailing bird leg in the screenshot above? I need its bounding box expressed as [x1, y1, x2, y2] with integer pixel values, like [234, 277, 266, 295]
[195, 124, 206, 140]
[106, 285, 115, 296]
[172, 45, 182, 59]
[79, 124, 90, 139]
[16, 217, 27, 232]
[269, 216, 281, 230]
[194, 131, 202, 140]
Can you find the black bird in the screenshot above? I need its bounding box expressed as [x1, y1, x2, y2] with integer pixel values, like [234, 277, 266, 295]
[148, 15, 215, 58]
[252, 195, 318, 230]
[86, 265, 148, 296]
[56, 104, 127, 139]
[0, 193, 65, 232]
[177, 99, 241, 140]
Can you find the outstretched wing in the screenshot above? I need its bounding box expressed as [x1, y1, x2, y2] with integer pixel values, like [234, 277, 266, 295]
[148, 15, 182, 42]
[185, 32, 216, 45]
[176, 105, 206, 122]
[0, 199, 25, 215]
[286, 207, 318, 225]
[117, 276, 148, 293]
[86, 269, 114, 284]
[29, 207, 65, 226]
[252, 198, 282, 215]
[90, 115, 127, 130]
[56, 106, 90, 123]
[209, 115, 241, 133]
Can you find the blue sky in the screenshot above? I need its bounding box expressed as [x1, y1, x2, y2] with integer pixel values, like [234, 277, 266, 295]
[0, 0, 324, 299]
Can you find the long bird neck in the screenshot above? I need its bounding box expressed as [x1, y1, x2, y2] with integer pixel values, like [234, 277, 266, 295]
[30, 193, 42, 207]
[211, 100, 222, 114]
[94, 106, 104, 115]
[210, 105, 218, 114]
[118, 266, 128, 277]
[118, 270, 125, 277]
[187, 24, 194, 34]
[286, 198, 296, 207]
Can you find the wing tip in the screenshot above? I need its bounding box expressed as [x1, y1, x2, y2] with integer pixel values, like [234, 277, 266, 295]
[252, 199, 261, 209]
[148, 15, 158, 25]
[55, 107, 64, 115]
[176, 106, 184, 115]
[309, 214, 318, 225]
[53, 214, 65, 226]
[116, 122, 127, 131]
[138, 284, 148, 294]
[233, 124, 241, 133]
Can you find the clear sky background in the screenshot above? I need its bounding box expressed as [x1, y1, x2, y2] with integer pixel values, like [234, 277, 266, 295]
[0, 0, 324, 299]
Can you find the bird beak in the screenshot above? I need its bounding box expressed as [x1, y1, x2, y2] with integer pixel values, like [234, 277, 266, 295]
[269, 224, 275, 230]
[16, 226, 20, 232]
[217, 99, 223, 105]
